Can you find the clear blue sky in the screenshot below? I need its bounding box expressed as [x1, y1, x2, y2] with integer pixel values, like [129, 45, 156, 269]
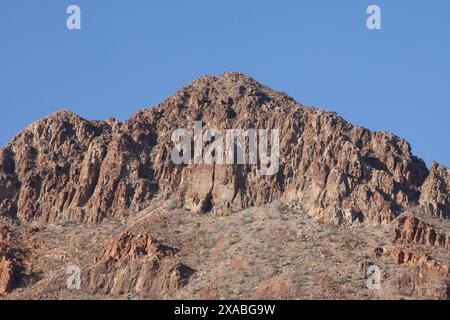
[1, 0, 449, 167]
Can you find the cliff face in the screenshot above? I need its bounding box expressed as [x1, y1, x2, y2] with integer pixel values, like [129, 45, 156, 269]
[0, 72, 444, 225]
[419, 162, 450, 219]
[0, 111, 157, 223]
[1, 72, 450, 299]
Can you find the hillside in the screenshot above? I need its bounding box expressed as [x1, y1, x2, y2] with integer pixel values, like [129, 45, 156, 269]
[1, 73, 449, 299]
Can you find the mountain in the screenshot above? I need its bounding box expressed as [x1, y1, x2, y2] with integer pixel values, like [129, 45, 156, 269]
[0, 72, 449, 299]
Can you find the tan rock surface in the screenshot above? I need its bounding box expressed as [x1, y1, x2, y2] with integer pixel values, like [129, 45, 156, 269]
[0, 225, 24, 295]
[87, 231, 192, 298]
[386, 246, 450, 299]
[420, 162, 450, 219]
[0, 73, 432, 225]
[394, 215, 450, 249]
[0, 73, 449, 300]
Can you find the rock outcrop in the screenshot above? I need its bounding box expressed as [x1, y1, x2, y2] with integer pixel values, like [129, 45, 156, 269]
[420, 162, 450, 219]
[386, 246, 450, 299]
[0, 73, 436, 226]
[0, 225, 23, 295]
[2, 73, 450, 300]
[87, 231, 192, 297]
[0, 112, 157, 223]
[394, 216, 450, 249]
[149, 74, 429, 224]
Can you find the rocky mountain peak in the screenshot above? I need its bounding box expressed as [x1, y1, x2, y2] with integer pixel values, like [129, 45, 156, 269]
[1, 73, 450, 300]
[0, 73, 447, 227]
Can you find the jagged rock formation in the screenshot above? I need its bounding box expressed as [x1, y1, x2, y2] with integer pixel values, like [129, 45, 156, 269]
[394, 216, 450, 249]
[0, 257, 14, 295]
[391, 216, 450, 298]
[0, 225, 23, 295]
[0, 113, 157, 223]
[2, 72, 450, 300]
[420, 162, 450, 219]
[87, 231, 192, 297]
[147, 74, 430, 224]
[0, 72, 440, 226]
[386, 246, 450, 299]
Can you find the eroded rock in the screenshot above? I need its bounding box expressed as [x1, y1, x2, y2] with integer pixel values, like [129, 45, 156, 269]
[386, 246, 450, 299]
[0, 73, 433, 225]
[87, 231, 193, 297]
[394, 215, 450, 249]
[420, 162, 450, 219]
[0, 225, 23, 295]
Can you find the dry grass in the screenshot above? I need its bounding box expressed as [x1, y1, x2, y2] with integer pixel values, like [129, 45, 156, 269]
[4, 198, 450, 300]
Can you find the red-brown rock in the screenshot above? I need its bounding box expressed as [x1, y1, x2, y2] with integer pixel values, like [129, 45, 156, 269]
[87, 231, 192, 297]
[394, 215, 450, 249]
[0, 73, 433, 225]
[420, 162, 450, 219]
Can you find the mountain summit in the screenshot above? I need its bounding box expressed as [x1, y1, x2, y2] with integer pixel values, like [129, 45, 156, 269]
[1, 73, 449, 299]
[1, 72, 446, 224]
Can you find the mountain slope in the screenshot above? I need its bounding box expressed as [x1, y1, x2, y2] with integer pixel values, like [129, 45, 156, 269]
[0, 72, 449, 299]
[1, 72, 443, 225]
